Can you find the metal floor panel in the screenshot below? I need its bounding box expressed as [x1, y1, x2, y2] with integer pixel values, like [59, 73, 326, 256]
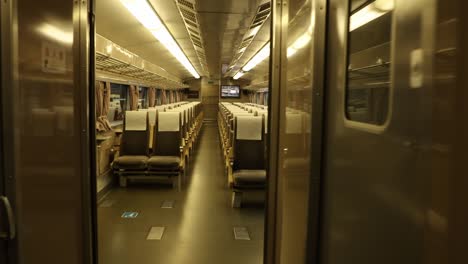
[161, 200, 175, 209]
[98, 125, 265, 264]
[99, 200, 115, 208]
[233, 227, 251, 240]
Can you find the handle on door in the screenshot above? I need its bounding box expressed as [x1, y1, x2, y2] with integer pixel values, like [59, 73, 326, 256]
[0, 196, 16, 240]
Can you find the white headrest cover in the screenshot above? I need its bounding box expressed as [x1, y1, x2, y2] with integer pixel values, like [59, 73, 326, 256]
[125, 111, 147, 131]
[236, 116, 262, 140]
[148, 109, 157, 126]
[158, 112, 180, 132]
[286, 112, 303, 134]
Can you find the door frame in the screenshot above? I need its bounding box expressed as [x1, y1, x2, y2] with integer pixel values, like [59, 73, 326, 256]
[85, 0, 99, 263]
[0, 0, 17, 262]
[304, 0, 329, 263]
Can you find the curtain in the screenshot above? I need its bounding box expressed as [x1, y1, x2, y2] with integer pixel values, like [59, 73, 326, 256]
[175, 91, 180, 102]
[156, 89, 161, 105]
[169, 90, 174, 103]
[95, 81, 112, 132]
[129, 85, 139, 110]
[161, 89, 167, 105]
[148, 87, 156, 107]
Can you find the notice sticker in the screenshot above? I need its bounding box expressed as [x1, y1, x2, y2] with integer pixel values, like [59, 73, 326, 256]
[42, 42, 66, 74]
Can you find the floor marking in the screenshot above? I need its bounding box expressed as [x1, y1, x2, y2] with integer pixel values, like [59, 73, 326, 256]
[233, 227, 251, 241]
[121, 212, 138, 218]
[161, 200, 175, 209]
[147, 226, 165, 240]
[100, 200, 115, 208]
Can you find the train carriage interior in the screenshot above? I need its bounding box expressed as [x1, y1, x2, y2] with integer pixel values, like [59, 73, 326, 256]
[1, 0, 468, 263]
[94, 0, 272, 263]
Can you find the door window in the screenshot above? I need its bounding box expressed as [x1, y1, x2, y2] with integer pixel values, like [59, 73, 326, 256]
[345, 0, 394, 126]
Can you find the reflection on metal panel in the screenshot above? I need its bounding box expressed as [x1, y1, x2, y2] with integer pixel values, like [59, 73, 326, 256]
[161, 200, 175, 209]
[1, 0, 91, 263]
[233, 227, 251, 240]
[146, 226, 165, 240]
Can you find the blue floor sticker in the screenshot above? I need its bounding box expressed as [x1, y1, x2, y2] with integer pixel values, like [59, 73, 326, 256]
[121, 212, 139, 218]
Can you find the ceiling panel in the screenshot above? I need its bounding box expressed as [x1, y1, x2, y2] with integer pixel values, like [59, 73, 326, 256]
[96, 0, 203, 80]
[196, 0, 267, 78]
[96, 0, 271, 82]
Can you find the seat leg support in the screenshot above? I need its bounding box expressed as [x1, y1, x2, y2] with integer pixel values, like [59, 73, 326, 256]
[119, 175, 127, 187]
[232, 191, 242, 208]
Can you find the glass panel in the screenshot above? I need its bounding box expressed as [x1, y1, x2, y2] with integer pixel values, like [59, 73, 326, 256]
[345, 0, 394, 125]
[108, 83, 128, 124]
[277, 0, 313, 262]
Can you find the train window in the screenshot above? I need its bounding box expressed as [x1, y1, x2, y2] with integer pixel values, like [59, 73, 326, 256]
[345, 0, 394, 126]
[108, 83, 129, 124]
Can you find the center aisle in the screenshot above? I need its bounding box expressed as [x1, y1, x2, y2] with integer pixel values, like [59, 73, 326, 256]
[98, 123, 264, 264]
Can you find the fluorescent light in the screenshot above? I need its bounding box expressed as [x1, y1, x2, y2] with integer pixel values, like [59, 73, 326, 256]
[242, 43, 270, 72]
[120, 0, 200, 79]
[37, 23, 73, 45]
[233, 71, 244, 80]
[350, 0, 394, 31]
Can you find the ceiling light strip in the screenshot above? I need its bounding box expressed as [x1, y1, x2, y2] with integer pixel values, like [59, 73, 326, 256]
[120, 0, 200, 79]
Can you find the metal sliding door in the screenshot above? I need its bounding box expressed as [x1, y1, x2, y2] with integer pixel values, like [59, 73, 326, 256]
[320, 0, 468, 264]
[266, 0, 327, 263]
[0, 0, 94, 263]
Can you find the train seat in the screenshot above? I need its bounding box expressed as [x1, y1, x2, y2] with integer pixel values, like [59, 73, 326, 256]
[230, 115, 266, 208]
[148, 156, 180, 170]
[112, 156, 148, 170]
[113, 111, 150, 186]
[232, 170, 266, 186]
[148, 111, 184, 190]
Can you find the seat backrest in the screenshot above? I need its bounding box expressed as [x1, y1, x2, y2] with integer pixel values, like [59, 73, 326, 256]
[153, 111, 181, 156]
[233, 116, 265, 170]
[121, 111, 149, 156]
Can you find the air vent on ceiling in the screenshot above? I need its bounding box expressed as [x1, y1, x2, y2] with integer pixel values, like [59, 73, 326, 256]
[187, 27, 199, 36]
[190, 34, 201, 42]
[226, 1, 271, 75]
[175, 0, 209, 76]
[177, 0, 194, 10]
[180, 8, 197, 23]
[184, 19, 198, 29]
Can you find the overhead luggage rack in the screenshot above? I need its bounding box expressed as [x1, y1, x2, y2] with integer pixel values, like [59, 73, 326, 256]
[95, 34, 188, 89]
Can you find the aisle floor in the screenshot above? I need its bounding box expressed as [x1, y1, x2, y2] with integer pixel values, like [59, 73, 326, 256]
[98, 123, 265, 264]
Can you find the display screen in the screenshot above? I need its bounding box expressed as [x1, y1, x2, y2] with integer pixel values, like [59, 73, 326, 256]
[220, 85, 240, 98]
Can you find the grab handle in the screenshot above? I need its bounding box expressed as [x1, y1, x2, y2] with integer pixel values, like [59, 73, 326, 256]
[0, 196, 15, 240]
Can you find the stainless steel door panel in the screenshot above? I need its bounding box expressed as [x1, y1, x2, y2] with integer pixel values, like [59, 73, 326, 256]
[320, 1, 442, 264]
[0, 0, 93, 263]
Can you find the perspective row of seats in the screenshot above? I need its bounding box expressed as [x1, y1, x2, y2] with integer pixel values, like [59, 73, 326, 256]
[112, 102, 203, 190]
[218, 102, 268, 208]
